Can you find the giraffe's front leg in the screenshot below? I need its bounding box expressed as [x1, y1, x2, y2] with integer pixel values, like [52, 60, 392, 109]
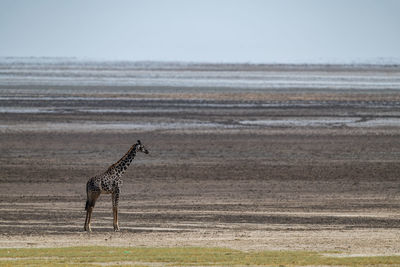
[113, 206, 119, 232]
[112, 189, 120, 232]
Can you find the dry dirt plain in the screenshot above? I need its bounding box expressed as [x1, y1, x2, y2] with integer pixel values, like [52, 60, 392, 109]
[0, 63, 399, 256]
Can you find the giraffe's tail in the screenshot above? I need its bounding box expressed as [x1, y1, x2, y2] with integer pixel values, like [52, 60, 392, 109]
[85, 181, 89, 211]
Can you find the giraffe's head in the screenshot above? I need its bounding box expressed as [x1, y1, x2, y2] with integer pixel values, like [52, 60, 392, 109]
[136, 140, 149, 154]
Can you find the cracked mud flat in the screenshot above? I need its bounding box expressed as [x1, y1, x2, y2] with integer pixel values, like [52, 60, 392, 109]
[0, 61, 399, 255]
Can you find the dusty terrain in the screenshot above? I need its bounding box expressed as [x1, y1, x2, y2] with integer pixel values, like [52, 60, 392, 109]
[0, 62, 399, 255]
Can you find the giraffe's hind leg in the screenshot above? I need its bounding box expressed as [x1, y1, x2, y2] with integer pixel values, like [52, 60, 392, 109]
[84, 191, 100, 232]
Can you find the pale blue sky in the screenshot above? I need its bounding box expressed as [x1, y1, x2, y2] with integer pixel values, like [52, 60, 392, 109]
[1, 0, 399, 63]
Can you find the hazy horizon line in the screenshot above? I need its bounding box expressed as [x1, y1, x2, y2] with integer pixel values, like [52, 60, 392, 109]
[1, 56, 400, 66]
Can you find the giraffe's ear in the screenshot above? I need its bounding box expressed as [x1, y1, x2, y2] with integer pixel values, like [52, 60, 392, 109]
[137, 140, 141, 145]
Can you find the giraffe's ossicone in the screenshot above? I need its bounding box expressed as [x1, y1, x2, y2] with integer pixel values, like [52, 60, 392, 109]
[84, 140, 149, 232]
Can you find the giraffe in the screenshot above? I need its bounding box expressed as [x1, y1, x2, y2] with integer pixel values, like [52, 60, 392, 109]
[84, 140, 149, 232]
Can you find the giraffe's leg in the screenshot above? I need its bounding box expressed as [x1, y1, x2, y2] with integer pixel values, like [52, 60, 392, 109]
[84, 191, 100, 232]
[112, 189, 120, 231]
[84, 207, 93, 232]
[113, 206, 119, 232]
[84, 208, 89, 231]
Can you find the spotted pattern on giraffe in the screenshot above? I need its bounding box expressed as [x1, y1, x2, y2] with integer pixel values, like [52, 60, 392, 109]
[84, 140, 149, 232]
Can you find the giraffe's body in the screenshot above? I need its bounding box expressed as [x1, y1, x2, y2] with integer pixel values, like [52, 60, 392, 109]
[84, 140, 149, 232]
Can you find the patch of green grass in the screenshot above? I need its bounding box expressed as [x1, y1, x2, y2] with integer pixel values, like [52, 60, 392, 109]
[0, 246, 399, 266]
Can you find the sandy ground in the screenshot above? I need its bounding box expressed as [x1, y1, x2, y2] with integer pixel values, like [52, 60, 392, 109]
[0, 63, 399, 255]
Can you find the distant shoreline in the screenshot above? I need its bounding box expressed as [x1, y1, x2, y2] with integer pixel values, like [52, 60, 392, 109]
[1, 56, 400, 68]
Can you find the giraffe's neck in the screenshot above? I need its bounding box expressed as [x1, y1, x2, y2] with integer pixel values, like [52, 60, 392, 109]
[107, 144, 138, 177]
